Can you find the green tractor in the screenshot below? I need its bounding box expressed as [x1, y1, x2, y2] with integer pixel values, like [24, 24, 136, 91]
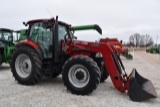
[146, 46, 160, 54]
[0, 28, 27, 66]
[15, 29, 27, 42]
[0, 28, 15, 66]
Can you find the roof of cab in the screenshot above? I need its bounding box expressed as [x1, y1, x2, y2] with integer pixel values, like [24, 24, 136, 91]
[26, 18, 71, 27]
[0, 28, 13, 32]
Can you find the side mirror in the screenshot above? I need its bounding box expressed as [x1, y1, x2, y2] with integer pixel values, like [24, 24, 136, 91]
[23, 22, 27, 26]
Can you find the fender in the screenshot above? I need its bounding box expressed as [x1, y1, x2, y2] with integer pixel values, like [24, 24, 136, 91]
[16, 39, 44, 59]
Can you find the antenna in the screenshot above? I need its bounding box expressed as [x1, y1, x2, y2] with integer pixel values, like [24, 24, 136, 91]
[46, 8, 53, 17]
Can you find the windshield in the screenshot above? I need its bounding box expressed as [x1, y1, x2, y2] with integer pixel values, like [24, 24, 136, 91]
[58, 25, 69, 40]
[0, 31, 13, 41]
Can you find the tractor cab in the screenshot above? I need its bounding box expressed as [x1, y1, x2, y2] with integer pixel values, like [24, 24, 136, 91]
[24, 18, 71, 59]
[13, 18, 72, 77]
[0, 28, 14, 44]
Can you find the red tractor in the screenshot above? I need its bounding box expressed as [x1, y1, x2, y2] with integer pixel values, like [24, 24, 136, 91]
[11, 17, 157, 102]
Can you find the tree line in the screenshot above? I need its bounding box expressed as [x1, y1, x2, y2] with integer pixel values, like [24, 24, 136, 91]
[125, 33, 154, 47]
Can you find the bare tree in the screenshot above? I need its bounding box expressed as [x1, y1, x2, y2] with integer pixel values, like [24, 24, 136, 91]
[145, 34, 154, 47]
[128, 33, 154, 47]
[129, 35, 134, 46]
[129, 33, 141, 47]
[139, 35, 145, 47]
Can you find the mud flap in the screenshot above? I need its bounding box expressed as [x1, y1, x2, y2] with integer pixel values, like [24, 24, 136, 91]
[128, 68, 157, 102]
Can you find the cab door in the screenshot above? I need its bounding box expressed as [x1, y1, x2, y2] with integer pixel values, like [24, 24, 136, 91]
[29, 22, 53, 58]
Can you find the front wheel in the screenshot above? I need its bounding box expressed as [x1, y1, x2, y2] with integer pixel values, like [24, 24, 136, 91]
[62, 55, 101, 95]
[11, 46, 43, 85]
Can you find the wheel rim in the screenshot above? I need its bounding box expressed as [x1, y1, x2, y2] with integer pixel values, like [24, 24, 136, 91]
[15, 54, 32, 78]
[68, 64, 90, 88]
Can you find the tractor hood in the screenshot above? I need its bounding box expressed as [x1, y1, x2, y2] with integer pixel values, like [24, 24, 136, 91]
[70, 24, 102, 35]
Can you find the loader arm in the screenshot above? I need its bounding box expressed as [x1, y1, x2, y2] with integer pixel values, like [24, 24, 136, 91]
[88, 42, 128, 93]
[100, 38, 126, 54]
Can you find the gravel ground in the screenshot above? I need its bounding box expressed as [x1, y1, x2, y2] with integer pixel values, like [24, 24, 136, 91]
[0, 51, 160, 107]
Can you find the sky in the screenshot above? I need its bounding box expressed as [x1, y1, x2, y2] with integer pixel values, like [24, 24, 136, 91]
[0, 0, 160, 43]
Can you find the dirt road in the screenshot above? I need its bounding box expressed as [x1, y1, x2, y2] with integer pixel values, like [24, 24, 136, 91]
[134, 51, 160, 69]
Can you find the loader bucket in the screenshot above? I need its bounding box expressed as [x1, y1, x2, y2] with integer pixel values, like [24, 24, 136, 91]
[128, 69, 157, 102]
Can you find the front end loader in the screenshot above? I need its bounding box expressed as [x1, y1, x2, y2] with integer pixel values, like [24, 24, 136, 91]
[10, 17, 157, 102]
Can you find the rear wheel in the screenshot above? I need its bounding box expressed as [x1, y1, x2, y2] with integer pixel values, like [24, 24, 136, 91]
[11, 46, 42, 85]
[62, 55, 100, 95]
[94, 58, 109, 83]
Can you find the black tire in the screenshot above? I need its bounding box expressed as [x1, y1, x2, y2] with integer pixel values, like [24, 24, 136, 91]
[93, 58, 109, 83]
[62, 55, 100, 95]
[11, 46, 42, 85]
[100, 66, 109, 83]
